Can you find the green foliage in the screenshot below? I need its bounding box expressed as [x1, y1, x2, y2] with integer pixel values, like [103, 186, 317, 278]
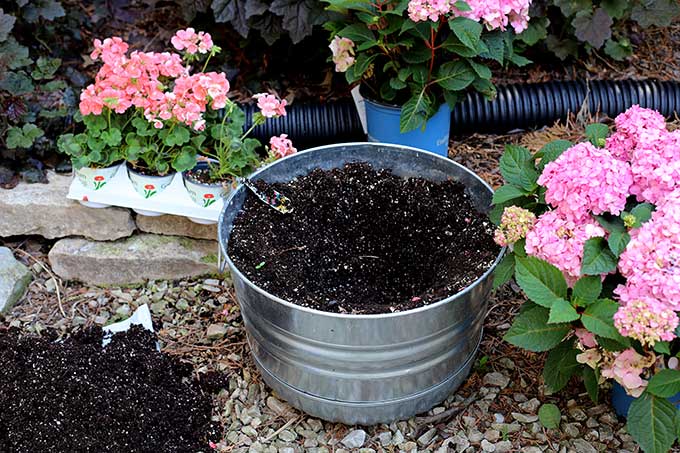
[538, 403, 562, 429]
[323, 0, 527, 131]
[515, 256, 568, 308]
[543, 340, 580, 392]
[521, 0, 680, 61]
[0, 0, 75, 180]
[503, 305, 570, 352]
[627, 393, 678, 453]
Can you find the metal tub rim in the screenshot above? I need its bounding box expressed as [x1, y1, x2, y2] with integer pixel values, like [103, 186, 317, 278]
[218, 141, 506, 320]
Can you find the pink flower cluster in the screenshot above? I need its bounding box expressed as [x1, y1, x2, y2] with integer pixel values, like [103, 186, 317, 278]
[494, 206, 536, 247]
[525, 209, 605, 285]
[614, 297, 678, 347]
[269, 134, 297, 158]
[171, 28, 214, 55]
[254, 94, 287, 118]
[539, 142, 633, 218]
[407, 0, 531, 33]
[601, 348, 655, 397]
[606, 106, 680, 205]
[80, 34, 229, 131]
[329, 36, 355, 73]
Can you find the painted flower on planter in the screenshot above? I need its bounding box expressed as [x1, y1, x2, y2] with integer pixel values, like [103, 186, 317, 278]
[203, 193, 216, 207]
[143, 184, 156, 199]
[93, 175, 107, 190]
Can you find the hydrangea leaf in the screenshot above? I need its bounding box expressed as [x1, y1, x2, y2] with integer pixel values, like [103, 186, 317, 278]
[608, 230, 630, 257]
[583, 366, 599, 403]
[493, 253, 515, 290]
[435, 61, 475, 91]
[581, 237, 617, 275]
[572, 276, 602, 302]
[585, 123, 609, 147]
[448, 16, 482, 50]
[581, 298, 623, 340]
[503, 306, 570, 352]
[515, 256, 568, 308]
[647, 369, 680, 398]
[543, 340, 579, 392]
[399, 89, 434, 133]
[627, 393, 678, 453]
[537, 139, 572, 170]
[499, 145, 538, 192]
[548, 299, 580, 324]
[492, 185, 528, 204]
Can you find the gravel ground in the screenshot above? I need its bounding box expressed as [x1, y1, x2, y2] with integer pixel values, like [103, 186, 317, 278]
[3, 118, 673, 452]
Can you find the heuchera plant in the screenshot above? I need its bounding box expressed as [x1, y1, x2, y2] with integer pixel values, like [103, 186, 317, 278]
[494, 105, 680, 453]
[323, 0, 532, 132]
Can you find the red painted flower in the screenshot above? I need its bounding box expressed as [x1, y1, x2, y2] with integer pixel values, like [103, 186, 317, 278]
[94, 176, 105, 181]
[204, 193, 215, 199]
[144, 184, 155, 190]
[82, 195, 89, 202]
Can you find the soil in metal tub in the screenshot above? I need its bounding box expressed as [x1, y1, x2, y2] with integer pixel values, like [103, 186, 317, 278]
[228, 162, 500, 314]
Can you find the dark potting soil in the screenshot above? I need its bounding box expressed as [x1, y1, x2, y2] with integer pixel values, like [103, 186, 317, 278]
[0, 325, 219, 453]
[229, 162, 500, 314]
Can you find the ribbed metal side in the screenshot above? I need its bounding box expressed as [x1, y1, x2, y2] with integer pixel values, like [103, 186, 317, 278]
[218, 143, 504, 424]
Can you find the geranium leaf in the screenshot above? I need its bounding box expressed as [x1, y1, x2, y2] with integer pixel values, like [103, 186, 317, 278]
[627, 393, 677, 453]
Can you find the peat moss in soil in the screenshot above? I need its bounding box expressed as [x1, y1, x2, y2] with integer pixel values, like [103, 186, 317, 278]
[184, 167, 225, 185]
[229, 162, 500, 315]
[0, 325, 220, 453]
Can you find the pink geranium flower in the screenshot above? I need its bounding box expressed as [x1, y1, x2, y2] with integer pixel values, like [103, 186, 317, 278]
[253, 93, 287, 118]
[269, 134, 297, 158]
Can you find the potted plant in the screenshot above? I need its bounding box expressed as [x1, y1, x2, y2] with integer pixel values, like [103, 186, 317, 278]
[73, 31, 228, 213]
[57, 114, 124, 207]
[493, 106, 680, 453]
[182, 94, 295, 211]
[323, 0, 531, 156]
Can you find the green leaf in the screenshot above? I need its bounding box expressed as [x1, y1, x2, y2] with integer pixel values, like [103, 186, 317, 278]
[435, 61, 475, 91]
[402, 47, 432, 64]
[537, 140, 572, 170]
[538, 403, 562, 429]
[545, 35, 579, 60]
[499, 145, 538, 191]
[448, 17, 482, 50]
[581, 299, 623, 340]
[548, 299, 579, 323]
[630, 203, 655, 227]
[608, 230, 630, 257]
[598, 335, 630, 351]
[480, 32, 504, 63]
[172, 148, 197, 172]
[585, 123, 609, 147]
[100, 128, 122, 147]
[553, 0, 593, 17]
[572, 276, 602, 303]
[0, 71, 34, 95]
[503, 306, 570, 352]
[604, 38, 633, 61]
[31, 56, 61, 80]
[0, 9, 16, 42]
[572, 8, 612, 49]
[389, 77, 407, 90]
[493, 253, 515, 290]
[627, 392, 678, 453]
[515, 256, 568, 308]
[593, 214, 626, 234]
[399, 90, 433, 133]
[492, 185, 527, 204]
[654, 341, 671, 355]
[581, 237, 617, 275]
[601, 0, 628, 18]
[648, 369, 680, 398]
[583, 366, 599, 403]
[466, 59, 492, 80]
[543, 340, 580, 392]
[517, 18, 548, 46]
[338, 23, 376, 42]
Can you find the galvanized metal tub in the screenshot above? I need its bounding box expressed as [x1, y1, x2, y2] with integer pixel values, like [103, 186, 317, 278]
[218, 143, 503, 425]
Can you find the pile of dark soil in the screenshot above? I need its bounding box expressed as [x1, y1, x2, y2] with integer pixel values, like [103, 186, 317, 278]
[229, 162, 500, 314]
[0, 325, 219, 453]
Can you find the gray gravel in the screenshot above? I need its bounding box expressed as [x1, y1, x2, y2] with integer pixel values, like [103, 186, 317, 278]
[1, 269, 647, 453]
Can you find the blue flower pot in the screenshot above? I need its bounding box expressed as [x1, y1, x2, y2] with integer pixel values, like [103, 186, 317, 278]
[364, 98, 451, 157]
[612, 381, 680, 417]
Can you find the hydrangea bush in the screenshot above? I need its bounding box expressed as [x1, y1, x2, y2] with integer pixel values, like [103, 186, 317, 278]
[58, 29, 293, 179]
[323, 0, 532, 133]
[495, 105, 680, 453]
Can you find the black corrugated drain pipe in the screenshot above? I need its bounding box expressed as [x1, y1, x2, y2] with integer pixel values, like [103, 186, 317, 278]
[242, 80, 680, 148]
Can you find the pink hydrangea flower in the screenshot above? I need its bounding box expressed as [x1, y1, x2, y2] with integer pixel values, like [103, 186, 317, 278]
[493, 206, 536, 247]
[601, 348, 655, 397]
[614, 296, 678, 347]
[574, 328, 598, 348]
[525, 209, 606, 285]
[329, 36, 355, 73]
[617, 194, 680, 310]
[171, 28, 214, 54]
[269, 134, 297, 158]
[408, 0, 530, 33]
[253, 93, 287, 118]
[605, 105, 667, 161]
[628, 130, 680, 205]
[538, 142, 633, 218]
